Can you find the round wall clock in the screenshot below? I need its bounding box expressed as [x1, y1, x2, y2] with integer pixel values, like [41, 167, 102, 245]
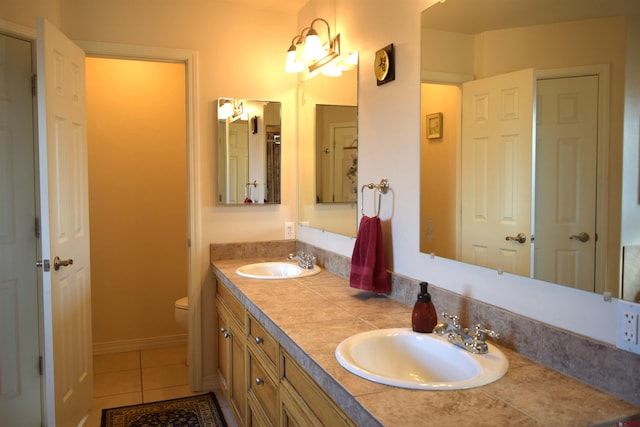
[374, 43, 395, 86]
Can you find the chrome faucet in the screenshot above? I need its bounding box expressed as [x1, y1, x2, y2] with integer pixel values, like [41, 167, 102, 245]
[433, 312, 499, 355]
[287, 251, 316, 270]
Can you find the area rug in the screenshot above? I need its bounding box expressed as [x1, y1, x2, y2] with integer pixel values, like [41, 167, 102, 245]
[101, 392, 227, 427]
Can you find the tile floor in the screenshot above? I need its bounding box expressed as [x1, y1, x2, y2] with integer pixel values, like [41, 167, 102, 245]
[84, 345, 237, 427]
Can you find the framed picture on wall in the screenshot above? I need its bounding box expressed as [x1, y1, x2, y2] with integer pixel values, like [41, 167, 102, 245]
[426, 112, 443, 139]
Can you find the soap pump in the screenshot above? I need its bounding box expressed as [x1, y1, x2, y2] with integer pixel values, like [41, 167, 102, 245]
[412, 282, 438, 333]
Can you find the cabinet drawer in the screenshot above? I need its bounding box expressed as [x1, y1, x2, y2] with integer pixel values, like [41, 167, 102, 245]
[281, 351, 355, 427]
[216, 280, 245, 328]
[248, 313, 278, 369]
[248, 350, 278, 425]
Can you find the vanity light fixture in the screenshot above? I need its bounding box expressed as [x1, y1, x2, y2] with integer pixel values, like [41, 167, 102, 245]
[285, 34, 306, 73]
[285, 18, 341, 74]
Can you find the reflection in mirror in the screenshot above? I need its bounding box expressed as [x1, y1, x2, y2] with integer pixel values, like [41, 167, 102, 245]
[217, 99, 281, 204]
[419, 0, 640, 300]
[315, 105, 358, 204]
[298, 57, 358, 237]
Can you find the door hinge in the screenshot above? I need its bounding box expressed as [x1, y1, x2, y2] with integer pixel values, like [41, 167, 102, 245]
[31, 74, 37, 96]
[35, 217, 41, 238]
[39, 356, 43, 375]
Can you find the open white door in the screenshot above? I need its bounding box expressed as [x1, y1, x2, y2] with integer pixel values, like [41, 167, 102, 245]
[534, 75, 598, 291]
[0, 32, 42, 426]
[36, 18, 93, 426]
[460, 68, 536, 276]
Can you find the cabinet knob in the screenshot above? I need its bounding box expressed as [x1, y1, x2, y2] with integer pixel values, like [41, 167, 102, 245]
[255, 336, 264, 344]
[255, 377, 264, 385]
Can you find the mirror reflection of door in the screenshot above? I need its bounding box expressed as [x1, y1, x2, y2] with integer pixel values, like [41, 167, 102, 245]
[460, 68, 535, 276]
[316, 105, 358, 203]
[534, 75, 598, 291]
[228, 119, 249, 203]
[332, 123, 357, 202]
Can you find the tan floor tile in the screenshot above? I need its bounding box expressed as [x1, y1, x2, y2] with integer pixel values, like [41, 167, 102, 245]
[84, 392, 142, 427]
[142, 363, 189, 390]
[141, 345, 187, 368]
[94, 369, 142, 397]
[93, 351, 140, 374]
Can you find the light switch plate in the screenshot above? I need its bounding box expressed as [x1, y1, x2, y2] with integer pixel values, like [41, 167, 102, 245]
[617, 300, 640, 355]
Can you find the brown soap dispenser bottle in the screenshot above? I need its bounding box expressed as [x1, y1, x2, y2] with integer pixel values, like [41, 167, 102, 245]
[412, 282, 438, 333]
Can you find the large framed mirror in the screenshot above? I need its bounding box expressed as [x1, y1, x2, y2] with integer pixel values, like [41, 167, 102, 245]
[419, 0, 640, 300]
[217, 98, 281, 204]
[298, 58, 358, 237]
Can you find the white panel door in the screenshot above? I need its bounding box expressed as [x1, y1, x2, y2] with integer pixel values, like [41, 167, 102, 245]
[228, 120, 248, 203]
[36, 19, 93, 426]
[0, 33, 42, 426]
[534, 76, 598, 291]
[461, 68, 536, 276]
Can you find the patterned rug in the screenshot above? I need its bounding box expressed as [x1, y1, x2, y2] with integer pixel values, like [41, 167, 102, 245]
[100, 392, 227, 427]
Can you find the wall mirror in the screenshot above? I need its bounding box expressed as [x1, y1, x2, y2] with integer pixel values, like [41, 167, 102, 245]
[217, 98, 281, 204]
[419, 0, 640, 299]
[298, 58, 358, 237]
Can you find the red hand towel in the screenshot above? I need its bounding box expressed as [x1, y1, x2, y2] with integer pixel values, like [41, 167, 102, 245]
[349, 216, 391, 294]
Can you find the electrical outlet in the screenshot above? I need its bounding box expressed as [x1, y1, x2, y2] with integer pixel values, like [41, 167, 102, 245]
[623, 312, 638, 343]
[617, 300, 640, 355]
[284, 222, 295, 240]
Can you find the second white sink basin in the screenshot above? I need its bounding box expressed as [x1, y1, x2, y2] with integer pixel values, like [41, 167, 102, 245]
[335, 328, 508, 390]
[236, 262, 321, 279]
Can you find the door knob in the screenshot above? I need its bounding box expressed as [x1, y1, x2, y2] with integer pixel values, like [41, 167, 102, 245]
[570, 232, 590, 242]
[53, 256, 74, 271]
[505, 233, 527, 244]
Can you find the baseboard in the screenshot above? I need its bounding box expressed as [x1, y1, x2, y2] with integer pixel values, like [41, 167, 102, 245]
[93, 334, 188, 355]
[200, 374, 219, 392]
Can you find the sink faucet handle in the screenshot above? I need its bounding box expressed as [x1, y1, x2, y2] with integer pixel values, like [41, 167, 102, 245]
[442, 312, 460, 329]
[473, 324, 499, 340]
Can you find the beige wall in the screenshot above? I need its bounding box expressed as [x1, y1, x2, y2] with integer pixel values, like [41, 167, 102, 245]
[420, 83, 459, 259]
[86, 58, 188, 347]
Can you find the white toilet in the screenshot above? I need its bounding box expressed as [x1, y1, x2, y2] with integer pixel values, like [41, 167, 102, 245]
[174, 296, 189, 366]
[174, 296, 189, 331]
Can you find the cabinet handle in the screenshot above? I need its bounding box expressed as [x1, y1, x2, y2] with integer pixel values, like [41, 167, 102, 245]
[255, 377, 264, 385]
[255, 336, 263, 344]
[220, 327, 231, 339]
[220, 327, 227, 333]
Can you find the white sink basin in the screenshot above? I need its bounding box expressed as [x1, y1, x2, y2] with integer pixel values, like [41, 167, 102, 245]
[235, 262, 321, 279]
[335, 328, 508, 390]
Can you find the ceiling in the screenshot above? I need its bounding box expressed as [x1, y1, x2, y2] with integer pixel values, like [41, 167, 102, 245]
[422, 0, 640, 34]
[218, 0, 307, 14]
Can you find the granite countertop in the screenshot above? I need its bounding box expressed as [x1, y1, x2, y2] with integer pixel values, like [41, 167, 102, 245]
[212, 258, 640, 426]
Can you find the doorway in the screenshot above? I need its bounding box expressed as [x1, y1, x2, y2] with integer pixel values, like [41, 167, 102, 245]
[85, 57, 189, 353]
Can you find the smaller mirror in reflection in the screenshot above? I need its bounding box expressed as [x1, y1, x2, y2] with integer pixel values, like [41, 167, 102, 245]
[315, 105, 358, 204]
[217, 98, 281, 204]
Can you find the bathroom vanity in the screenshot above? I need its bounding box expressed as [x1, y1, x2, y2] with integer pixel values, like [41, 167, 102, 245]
[212, 257, 639, 426]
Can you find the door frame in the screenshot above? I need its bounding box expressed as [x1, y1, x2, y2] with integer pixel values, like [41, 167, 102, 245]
[76, 40, 202, 388]
[537, 65, 610, 294]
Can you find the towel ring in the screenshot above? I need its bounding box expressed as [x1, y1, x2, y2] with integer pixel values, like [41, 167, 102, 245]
[360, 178, 389, 217]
